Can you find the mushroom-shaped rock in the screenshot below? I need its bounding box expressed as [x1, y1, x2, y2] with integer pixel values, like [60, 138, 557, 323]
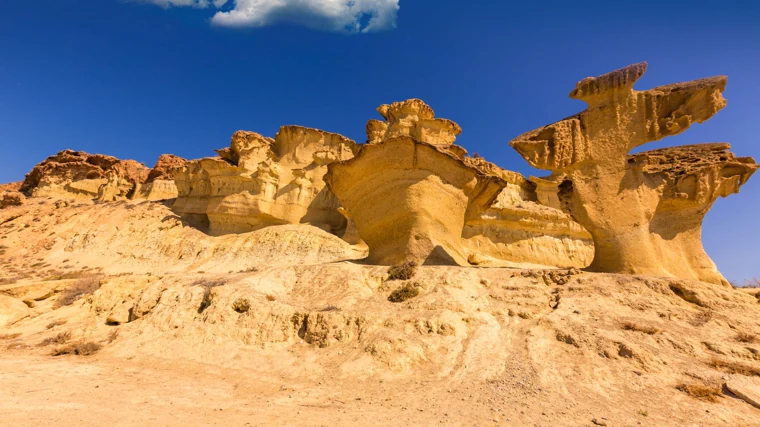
[172, 126, 358, 235]
[324, 136, 506, 266]
[508, 62, 756, 285]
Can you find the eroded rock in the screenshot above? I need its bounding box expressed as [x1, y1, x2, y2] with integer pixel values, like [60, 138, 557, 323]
[462, 158, 594, 268]
[134, 154, 188, 201]
[172, 126, 359, 235]
[325, 100, 507, 265]
[509, 62, 758, 285]
[20, 149, 150, 200]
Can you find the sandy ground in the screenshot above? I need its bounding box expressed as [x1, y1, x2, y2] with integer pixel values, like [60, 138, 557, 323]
[2, 200, 760, 426]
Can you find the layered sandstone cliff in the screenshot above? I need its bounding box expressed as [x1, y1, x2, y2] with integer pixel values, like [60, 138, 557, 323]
[509, 62, 758, 285]
[172, 126, 359, 235]
[461, 161, 593, 268]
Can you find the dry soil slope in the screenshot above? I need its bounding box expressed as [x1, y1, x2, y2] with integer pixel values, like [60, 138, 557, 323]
[1, 199, 760, 426]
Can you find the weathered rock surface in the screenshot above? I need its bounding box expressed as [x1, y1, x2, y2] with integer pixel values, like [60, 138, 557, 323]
[509, 62, 757, 285]
[726, 376, 760, 410]
[367, 98, 462, 148]
[20, 149, 150, 200]
[134, 154, 188, 201]
[0, 294, 30, 327]
[17, 150, 185, 202]
[326, 100, 507, 265]
[172, 126, 358, 235]
[461, 157, 594, 268]
[463, 174, 593, 268]
[0, 182, 22, 193]
[2, 167, 760, 426]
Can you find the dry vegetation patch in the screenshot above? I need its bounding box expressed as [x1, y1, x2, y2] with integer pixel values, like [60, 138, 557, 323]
[0, 333, 22, 340]
[38, 331, 72, 347]
[387, 261, 418, 281]
[53, 276, 102, 309]
[622, 322, 661, 335]
[676, 383, 722, 402]
[708, 358, 760, 377]
[735, 332, 757, 343]
[45, 320, 66, 329]
[51, 341, 102, 356]
[689, 310, 713, 327]
[388, 282, 420, 303]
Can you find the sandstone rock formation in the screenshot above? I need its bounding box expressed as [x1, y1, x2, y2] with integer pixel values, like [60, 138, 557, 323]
[20, 149, 150, 200]
[325, 100, 508, 265]
[134, 154, 188, 201]
[509, 62, 758, 285]
[172, 126, 358, 235]
[461, 162, 593, 268]
[18, 150, 188, 202]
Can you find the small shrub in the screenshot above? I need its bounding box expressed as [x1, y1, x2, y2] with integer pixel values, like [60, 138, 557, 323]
[388, 282, 420, 303]
[744, 278, 760, 288]
[0, 333, 21, 340]
[676, 383, 721, 402]
[232, 298, 251, 313]
[689, 310, 713, 327]
[51, 341, 102, 356]
[53, 276, 102, 308]
[46, 320, 66, 329]
[708, 358, 760, 377]
[736, 332, 757, 343]
[38, 331, 72, 347]
[320, 305, 341, 312]
[45, 270, 96, 281]
[622, 322, 661, 335]
[266, 294, 276, 302]
[387, 261, 418, 281]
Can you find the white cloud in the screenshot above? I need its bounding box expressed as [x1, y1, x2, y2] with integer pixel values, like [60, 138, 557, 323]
[146, 0, 228, 8]
[143, 0, 399, 33]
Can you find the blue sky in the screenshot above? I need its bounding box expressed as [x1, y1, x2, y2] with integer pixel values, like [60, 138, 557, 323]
[1, 0, 758, 282]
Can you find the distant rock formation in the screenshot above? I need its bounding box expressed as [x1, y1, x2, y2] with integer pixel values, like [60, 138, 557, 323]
[18, 149, 185, 202]
[20, 150, 150, 200]
[172, 126, 358, 235]
[509, 62, 758, 285]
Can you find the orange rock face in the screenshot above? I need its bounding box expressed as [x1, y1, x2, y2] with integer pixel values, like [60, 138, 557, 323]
[146, 154, 188, 183]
